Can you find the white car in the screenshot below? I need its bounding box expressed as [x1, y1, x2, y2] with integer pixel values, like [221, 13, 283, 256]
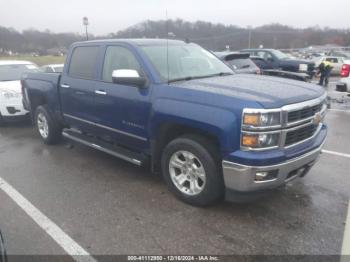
[336, 60, 350, 93]
[40, 64, 64, 73]
[314, 56, 346, 76]
[0, 60, 39, 125]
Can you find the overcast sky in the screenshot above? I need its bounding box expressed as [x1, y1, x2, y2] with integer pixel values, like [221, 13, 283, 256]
[0, 0, 349, 35]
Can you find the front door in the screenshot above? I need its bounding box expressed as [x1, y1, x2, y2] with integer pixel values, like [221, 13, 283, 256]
[93, 45, 152, 150]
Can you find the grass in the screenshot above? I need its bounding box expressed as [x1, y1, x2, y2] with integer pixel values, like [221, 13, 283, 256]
[0, 56, 66, 66]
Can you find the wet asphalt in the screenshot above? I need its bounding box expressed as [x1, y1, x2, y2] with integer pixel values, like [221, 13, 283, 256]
[0, 82, 349, 257]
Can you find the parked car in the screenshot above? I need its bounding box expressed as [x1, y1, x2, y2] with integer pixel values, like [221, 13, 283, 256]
[250, 56, 311, 82]
[0, 231, 6, 262]
[263, 70, 311, 82]
[0, 60, 39, 125]
[250, 56, 274, 70]
[313, 56, 345, 76]
[241, 49, 316, 76]
[214, 52, 261, 74]
[328, 50, 350, 59]
[22, 39, 328, 206]
[336, 60, 350, 93]
[40, 64, 64, 73]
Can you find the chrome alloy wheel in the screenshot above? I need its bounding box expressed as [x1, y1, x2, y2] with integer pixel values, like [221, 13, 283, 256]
[169, 151, 206, 196]
[37, 113, 49, 139]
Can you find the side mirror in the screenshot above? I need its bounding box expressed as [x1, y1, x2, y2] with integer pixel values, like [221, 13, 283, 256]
[112, 69, 147, 88]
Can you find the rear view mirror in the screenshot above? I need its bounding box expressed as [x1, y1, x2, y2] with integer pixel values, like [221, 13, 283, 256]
[112, 69, 147, 88]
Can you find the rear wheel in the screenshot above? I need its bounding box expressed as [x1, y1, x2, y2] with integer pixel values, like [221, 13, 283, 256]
[35, 105, 62, 144]
[161, 135, 224, 206]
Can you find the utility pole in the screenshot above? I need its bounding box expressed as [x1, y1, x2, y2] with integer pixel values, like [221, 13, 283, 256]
[83, 17, 89, 41]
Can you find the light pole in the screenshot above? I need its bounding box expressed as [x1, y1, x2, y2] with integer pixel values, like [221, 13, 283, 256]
[83, 17, 89, 41]
[248, 26, 252, 49]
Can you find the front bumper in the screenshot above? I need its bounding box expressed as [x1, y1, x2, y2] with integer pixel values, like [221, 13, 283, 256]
[222, 135, 326, 193]
[336, 78, 349, 93]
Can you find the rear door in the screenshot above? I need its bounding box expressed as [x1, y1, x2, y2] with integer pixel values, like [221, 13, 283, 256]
[60, 45, 101, 132]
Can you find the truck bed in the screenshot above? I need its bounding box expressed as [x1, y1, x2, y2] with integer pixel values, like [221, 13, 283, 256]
[22, 72, 62, 119]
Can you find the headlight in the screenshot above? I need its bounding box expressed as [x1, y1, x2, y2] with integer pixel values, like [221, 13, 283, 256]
[241, 132, 280, 149]
[241, 108, 282, 150]
[299, 64, 308, 72]
[243, 111, 281, 127]
[0, 91, 21, 99]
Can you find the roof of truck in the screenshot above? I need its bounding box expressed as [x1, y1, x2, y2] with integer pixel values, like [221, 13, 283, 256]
[74, 38, 187, 46]
[241, 49, 275, 52]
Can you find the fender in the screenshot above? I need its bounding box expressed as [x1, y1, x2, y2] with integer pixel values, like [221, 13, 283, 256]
[150, 98, 240, 154]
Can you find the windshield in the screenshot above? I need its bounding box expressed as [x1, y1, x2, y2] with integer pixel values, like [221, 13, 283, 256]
[271, 50, 289, 60]
[0, 64, 39, 81]
[141, 43, 233, 82]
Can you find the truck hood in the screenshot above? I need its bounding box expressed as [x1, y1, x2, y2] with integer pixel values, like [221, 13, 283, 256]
[175, 74, 325, 108]
[0, 80, 21, 93]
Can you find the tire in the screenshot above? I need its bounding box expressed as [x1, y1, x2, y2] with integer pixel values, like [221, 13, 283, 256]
[34, 105, 62, 144]
[161, 135, 224, 206]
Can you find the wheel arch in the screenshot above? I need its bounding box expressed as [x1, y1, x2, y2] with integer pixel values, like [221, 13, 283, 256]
[150, 122, 222, 173]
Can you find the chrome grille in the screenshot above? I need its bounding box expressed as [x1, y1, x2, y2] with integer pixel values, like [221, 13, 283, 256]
[307, 63, 315, 72]
[288, 103, 323, 123]
[285, 124, 318, 147]
[241, 94, 327, 151]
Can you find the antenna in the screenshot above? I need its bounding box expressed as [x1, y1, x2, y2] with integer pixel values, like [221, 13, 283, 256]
[166, 9, 170, 84]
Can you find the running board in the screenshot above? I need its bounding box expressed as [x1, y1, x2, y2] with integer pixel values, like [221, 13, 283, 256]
[62, 130, 147, 166]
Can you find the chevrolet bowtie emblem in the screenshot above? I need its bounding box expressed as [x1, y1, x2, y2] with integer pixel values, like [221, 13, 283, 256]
[312, 112, 322, 125]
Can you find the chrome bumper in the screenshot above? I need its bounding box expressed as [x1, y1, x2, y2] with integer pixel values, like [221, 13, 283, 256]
[222, 143, 325, 192]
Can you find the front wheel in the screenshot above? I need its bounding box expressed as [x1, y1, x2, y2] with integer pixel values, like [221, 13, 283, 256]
[35, 105, 62, 144]
[161, 135, 224, 206]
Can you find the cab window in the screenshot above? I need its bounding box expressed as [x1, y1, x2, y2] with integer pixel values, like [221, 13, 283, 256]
[326, 58, 338, 63]
[102, 46, 141, 83]
[68, 46, 99, 79]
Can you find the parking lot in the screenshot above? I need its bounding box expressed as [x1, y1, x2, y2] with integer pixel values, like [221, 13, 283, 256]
[0, 82, 350, 260]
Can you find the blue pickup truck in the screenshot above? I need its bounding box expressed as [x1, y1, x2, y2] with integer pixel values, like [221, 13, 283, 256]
[22, 39, 328, 206]
[241, 49, 316, 77]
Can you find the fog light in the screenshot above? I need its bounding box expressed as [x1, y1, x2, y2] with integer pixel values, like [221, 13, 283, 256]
[255, 172, 269, 181]
[255, 170, 278, 182]
[6, 107, 20, 114]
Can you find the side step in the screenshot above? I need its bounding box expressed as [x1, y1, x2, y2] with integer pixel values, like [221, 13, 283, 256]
[62, 130, 147, 166]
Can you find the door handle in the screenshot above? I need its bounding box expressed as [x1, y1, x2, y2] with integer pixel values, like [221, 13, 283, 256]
[95, 90, 107, 95]
[61, 84, 70, 89]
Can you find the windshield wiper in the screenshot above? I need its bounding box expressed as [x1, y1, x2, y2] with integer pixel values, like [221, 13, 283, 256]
[168, 76, 194, 83]
[168, 72, 233, 83]
[211, 72, 233, 77]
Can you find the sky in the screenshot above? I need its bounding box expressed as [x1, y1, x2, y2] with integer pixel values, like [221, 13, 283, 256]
[0, 0, 349, 35]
